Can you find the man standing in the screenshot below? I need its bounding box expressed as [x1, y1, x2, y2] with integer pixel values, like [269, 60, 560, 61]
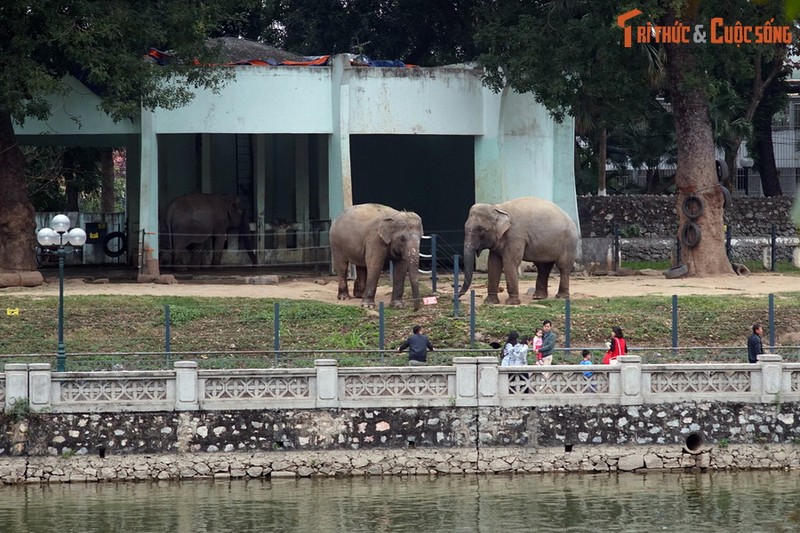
[537, 319, 556, 366]
[398, 325, 434, 366]
[747, 323, 764, 364]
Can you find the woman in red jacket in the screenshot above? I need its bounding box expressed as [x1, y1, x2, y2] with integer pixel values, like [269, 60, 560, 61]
[603, 326, 628, 365]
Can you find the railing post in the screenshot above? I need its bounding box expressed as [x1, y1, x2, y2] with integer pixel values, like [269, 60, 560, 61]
[453, 357, 478, 407]
[28, 363, 52, 412]
[469, 290, 476, 347]
[379, 301, 385, 363]
[564, 298, 571, 351]
[164, 304, 171, 366]
[315, 359, 339, 408]
[757, 354, 782, 403]
[476, 356, 500, 407]
[5, 364, 29, 412]
[768, 293, 775, 350]
[672, 295, 678, 356]
[617, 355, 643, 406]
[431, 234, 438, 293]
[174, 361, 199, 410]
[274, 302, 281, 365]
[453, 254, 460, 318]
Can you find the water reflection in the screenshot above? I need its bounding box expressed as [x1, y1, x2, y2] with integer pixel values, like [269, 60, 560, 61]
[0, 471, 798, 533]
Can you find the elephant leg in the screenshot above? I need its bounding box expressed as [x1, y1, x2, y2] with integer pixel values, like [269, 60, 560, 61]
[390, 259, 406, 308]
[353, 266, 368, 298]
[503, 251, 523, 305]
[555, 261, 572, 298]
[210, 235, 226, 266]
[361, 266, 381, 308]
[332, 253, 351, 300]
[485, 253, 502, 305]
[533, 262, 555, 299]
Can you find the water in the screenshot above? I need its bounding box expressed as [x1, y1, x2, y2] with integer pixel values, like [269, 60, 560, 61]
[0, 471, 798, 533]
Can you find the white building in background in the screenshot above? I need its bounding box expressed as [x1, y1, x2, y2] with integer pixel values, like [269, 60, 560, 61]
[15, 50, 576, 271]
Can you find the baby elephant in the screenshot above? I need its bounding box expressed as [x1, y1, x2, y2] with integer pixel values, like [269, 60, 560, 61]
[329, 203, 423, 310]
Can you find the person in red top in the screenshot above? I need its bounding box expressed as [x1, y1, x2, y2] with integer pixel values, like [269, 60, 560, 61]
[603, 326, 628, 365]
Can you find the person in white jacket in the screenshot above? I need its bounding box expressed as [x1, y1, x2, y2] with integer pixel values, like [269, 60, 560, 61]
[501, 331, 529, 366]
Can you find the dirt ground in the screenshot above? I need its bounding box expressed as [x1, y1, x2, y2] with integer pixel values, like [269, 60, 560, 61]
[4, 268, 800, 303]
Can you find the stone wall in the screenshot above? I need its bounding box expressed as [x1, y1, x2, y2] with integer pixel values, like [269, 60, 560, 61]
[1, 444, 798, 483]
[577, 196, 798, 263]
[577, 195, 796, 238]
[6, 403, 799, 458]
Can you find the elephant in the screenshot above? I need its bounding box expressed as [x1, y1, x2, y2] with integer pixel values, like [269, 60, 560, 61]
[329, 203, 423, 310]
[459, 196, 580, 304]
[164, 193, 257, 267]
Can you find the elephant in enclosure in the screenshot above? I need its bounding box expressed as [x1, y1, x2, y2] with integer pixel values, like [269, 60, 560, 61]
[459, 197, 580, 304]
[164, 193, 256, 267]
[329, 204, 423, 310]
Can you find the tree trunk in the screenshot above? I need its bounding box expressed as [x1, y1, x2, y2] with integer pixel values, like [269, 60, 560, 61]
[754, 107, 782, 197]
[597, 128, 607, 196]
[0, 111, 38, 272]
[666, 44, 734, 277]
[100, 148, 115, 212]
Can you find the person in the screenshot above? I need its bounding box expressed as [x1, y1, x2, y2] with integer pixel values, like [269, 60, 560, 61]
[580, 349, 595, 392]
[747, 323, 764, 364]
[536, 320, 556, 366]
[397, 325, 434, 366]
[529, 328, 544, 364]
[602, 326, 628, 365]
[501, 331, 528, 366]
[580, 349, 594, 378]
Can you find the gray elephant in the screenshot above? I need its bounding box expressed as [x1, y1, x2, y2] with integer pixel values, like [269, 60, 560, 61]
[164, 193, 256, 266]
[329, 203, 423, 310]
[459, 196, 580, 304]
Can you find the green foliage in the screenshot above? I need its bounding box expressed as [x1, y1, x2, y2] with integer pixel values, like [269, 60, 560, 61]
[6, 398, 31, 422]
[167, 305, 207, 326]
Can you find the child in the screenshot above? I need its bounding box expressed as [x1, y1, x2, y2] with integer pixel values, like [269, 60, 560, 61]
[580, 349, 595, 392]
[530, 328, 544, 365]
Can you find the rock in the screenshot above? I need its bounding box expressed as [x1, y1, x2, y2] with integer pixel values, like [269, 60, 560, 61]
[137, 274, 158, 283]
[617, 454, 644, 471]
[85, 278, 110, 284]
[154, 275, 177, 285]
[0, 271, 44, 288]
[246, 275, 280, 285]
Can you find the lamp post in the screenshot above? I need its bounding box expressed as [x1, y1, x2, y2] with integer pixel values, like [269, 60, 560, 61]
[37, 214, 86, 372]
[740, 156, 754, 196]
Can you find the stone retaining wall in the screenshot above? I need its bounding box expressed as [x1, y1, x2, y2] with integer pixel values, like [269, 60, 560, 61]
[1, 444, 798, 484]
[577, 195, 796, 238]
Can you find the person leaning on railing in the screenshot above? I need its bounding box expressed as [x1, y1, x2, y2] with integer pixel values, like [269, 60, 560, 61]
[397, 325, 434, 366]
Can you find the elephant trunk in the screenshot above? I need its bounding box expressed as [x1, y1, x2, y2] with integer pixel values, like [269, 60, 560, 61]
[459, 244, 477, 296]
[408, 252, 421, 311]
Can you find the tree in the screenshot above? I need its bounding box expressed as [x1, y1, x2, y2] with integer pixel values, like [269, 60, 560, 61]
[0, 0, 251, 273]
[225, 0, 480, 66]
[477, 0, 795, 276]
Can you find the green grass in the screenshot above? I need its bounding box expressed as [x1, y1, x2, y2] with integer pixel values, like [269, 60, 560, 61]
[3, 280, 800, 369]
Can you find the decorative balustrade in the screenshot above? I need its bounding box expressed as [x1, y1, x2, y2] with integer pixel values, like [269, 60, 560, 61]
[3, 355, 799, 414]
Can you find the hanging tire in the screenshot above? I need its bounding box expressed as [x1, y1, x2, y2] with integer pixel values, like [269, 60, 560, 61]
[102, 231, 127, 258]
[682, 195, 705, 219]
[720, 185, 731, 209]
[680, 222, 702, 248]
[716, 159, 729, 181]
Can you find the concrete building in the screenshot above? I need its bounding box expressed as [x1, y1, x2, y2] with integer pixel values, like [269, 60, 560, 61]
[15, 51, 576, 271]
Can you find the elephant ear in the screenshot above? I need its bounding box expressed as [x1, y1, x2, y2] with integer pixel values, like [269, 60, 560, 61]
[493, 208, 512, 240]
[379, 217, 394, 244]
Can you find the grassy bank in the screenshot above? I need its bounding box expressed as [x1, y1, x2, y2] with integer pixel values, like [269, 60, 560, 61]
[2, 288, 800, 369]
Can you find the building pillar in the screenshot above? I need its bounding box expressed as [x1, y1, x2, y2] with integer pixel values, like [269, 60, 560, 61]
[139, 108, 160, 274]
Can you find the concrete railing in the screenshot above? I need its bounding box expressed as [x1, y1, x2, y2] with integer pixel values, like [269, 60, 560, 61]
[3, 354, 797, 413]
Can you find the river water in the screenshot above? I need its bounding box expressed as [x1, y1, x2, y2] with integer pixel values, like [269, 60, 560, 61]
[0, 471, 798, 533]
